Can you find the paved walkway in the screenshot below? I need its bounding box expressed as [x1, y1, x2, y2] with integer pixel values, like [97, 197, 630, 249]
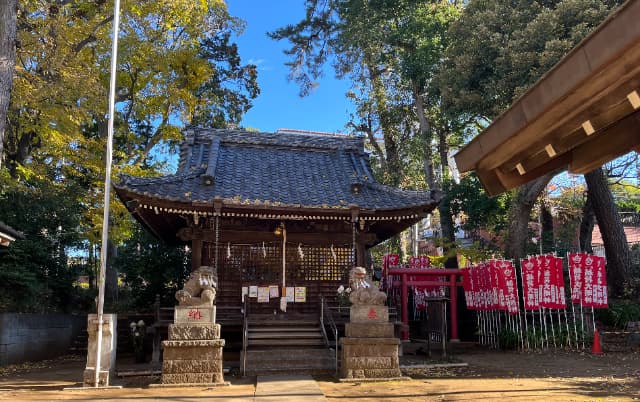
[0, 359, 327, 402]
[255, 374, 326, 402]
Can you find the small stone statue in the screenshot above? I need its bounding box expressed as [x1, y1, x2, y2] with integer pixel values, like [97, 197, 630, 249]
[175, 266, 218, 307]
[348, 266, 387, 306]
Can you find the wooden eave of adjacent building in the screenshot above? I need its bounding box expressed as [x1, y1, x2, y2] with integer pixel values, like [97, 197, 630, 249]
[454, 0, 640, 196]
[0, 221, 24, 247]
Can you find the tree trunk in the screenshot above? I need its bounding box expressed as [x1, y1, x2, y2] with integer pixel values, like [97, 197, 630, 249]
[541, 200, 554, 253]
[584, 167, 631, 297]
[0, 0, 17, 168]
[579, 192, 595, 253]
[412, 82, 436, 190]
[504, 174, 554, 261]
[438, 193, 458, 268]
[105, 238, 119, 305]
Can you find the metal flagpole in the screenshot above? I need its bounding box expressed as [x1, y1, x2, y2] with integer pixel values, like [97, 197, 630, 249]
[580, 299, 585, 349]
[94, 0, 120, 388]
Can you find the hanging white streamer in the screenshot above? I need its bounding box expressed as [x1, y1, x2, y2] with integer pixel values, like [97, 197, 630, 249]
[227, 242, 231, 259]
[331, 244, 337, 260]
[262, 241, 267, 258]
[298, 243, 305, 259]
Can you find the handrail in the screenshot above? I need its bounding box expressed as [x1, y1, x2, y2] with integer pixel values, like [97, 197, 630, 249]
[321, 296, 339, 375]
[320, 296, 329, 347]
[241, 295, 248, 376]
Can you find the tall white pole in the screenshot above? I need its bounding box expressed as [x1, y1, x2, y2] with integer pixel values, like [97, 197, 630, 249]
[94, 0, 120, 387]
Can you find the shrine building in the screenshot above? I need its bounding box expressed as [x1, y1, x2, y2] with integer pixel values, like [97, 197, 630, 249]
[114, 127, 439, 370]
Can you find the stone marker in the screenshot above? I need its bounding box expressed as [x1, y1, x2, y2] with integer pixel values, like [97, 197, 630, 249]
[83, 314, 117, 386]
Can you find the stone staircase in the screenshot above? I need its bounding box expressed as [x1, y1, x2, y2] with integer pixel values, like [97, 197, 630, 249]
[241, 314, 336, 375]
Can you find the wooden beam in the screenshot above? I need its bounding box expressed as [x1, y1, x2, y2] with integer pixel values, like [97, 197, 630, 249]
[182, 228, 377, 246]
[569, 111, 640, 174]
[475, 168, 507, 197]
[491, 152, 572, 195]
[485, 77, 640, 175]
[472, 17, 640, 173]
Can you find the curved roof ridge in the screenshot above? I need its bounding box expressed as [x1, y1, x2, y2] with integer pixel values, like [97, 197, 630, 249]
[185, 127, 365, 151]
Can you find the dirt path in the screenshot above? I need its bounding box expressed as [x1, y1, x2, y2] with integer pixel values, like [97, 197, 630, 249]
[317, 350, 640, 402]
[0, 350, 638, 401]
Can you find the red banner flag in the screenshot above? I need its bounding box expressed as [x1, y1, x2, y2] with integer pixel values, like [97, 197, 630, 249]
[582, 254, 596, 307]
[419, 255, 431, 269]
[496, 260, 519, 314]
[539, 254, 563, 309]
[521, 257, 540, 310]
[568, 252, 585, 304]
[592, 256, 608, 308]
[462, 268, 475, 310]
[553, 256, 567, 309]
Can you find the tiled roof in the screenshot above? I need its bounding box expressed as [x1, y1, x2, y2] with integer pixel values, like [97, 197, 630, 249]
[115, 128, 438, 212]
[592, 225, 640, 245]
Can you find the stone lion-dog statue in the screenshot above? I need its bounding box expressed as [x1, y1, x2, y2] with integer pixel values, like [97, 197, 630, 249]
[349, 266, 387, 306]
[175, 266, 218, 307]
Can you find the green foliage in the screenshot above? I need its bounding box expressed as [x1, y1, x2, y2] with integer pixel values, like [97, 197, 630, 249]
[549, 184, 586, 253]
[1, 0, 259, 313]
[0, 176, 86, 312]
[597, 301, 640, 329]
[439, 0, 622, 120]
[611, 182, 640, 213]
[449, 172, 512, 240]
[113, 224, 191, 310]
[498, 328, 519, 350]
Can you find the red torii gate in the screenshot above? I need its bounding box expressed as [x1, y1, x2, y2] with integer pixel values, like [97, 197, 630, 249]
[388, 268, 465, 341]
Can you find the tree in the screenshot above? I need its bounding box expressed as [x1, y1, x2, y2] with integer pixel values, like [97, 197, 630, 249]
[439, 0, 623, 262]
[585, 168, 632, 296]
[0, 175, 87, 312]
[1, 0, 259, 311]
[271, 1, 469, 266]
[113, 224, 191, 310]
[0, 0, 17, 169]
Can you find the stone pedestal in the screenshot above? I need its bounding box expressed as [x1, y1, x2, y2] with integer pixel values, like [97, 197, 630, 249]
[159, 306, 227, 386]
[83, 314, 117, 386]
[339, 305, 406, 381]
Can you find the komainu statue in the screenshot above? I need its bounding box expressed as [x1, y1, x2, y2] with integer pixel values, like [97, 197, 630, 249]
[175, 266, 218, 307]
[348, 266, 387, 306]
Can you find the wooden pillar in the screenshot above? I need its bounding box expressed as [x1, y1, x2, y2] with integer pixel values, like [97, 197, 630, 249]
[401, 272, 409, 340]
[449, 273, 459, 341]
[191, 238, 202, 271]
[356, 241, 365, 267]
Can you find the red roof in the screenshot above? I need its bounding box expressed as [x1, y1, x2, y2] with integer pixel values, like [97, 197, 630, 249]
[592, 225, 640, 245]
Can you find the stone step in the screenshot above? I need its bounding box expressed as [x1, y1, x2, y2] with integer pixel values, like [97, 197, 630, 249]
[248, 332, 323, 339]
[248, 338, 326, 347]
[243, 348, 335, 376]
[249, 326, 320, 332]
[248, 319, 319, 326]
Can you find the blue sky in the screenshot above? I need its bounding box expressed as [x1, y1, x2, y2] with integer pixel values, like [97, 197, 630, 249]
[226, 1, 354, 134]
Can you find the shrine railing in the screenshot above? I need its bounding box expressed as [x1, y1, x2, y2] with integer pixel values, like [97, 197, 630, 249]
[320, 295, 339, 375]
[241, 296, 248, 376]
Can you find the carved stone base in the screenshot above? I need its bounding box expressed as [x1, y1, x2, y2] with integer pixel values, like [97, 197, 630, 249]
[339, 337, 404, 380]
[160, 323, 226, 385]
